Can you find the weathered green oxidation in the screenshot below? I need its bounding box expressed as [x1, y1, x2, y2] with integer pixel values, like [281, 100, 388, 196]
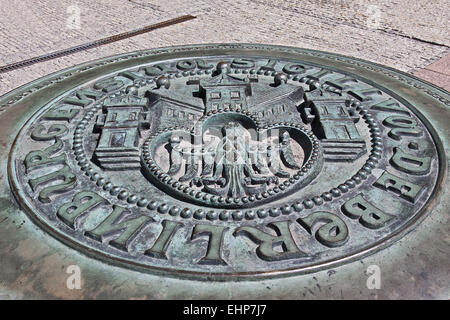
[0, 45, 448, 299]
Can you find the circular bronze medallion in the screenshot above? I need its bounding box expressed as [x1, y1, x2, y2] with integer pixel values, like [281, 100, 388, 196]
[3, 44, 448, 280]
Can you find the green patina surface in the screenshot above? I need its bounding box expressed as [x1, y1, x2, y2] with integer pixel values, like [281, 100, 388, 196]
[0, 44, 448, 299]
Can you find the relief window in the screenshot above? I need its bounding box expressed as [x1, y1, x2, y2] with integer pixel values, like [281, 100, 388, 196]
[230, 91, 240, 99]
[129, 112, 137, 121]
[110, 132, 126, 147]
[108, 112, 118, 122]
[211, 92, 221, 99]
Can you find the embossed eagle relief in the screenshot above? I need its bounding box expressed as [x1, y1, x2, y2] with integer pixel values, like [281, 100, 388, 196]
[92, 61, 366, 206]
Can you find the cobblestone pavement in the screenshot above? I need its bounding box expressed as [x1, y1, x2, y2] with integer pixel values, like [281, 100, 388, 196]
[0, 0, 449, 94]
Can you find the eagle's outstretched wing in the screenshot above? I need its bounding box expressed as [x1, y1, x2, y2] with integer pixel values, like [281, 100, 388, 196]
[166, 136, 218, 182]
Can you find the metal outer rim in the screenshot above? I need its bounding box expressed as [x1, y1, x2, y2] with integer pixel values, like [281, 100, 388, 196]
[3, 43, 448, 281]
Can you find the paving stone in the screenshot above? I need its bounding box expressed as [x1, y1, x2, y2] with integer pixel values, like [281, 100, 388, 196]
[0, 0, 449, 95]
[414, 68, 450, 91]
[421, 53, 450, 76]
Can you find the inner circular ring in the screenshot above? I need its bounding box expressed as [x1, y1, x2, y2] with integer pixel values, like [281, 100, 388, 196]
[141, 109, 322, 208]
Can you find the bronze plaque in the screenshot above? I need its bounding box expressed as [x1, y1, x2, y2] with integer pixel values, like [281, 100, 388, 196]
[1, 44, 448, 297]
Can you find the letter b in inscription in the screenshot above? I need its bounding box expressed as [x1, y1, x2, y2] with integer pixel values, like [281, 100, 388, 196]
[342, 194, 394, 229]
[58, 191, 106, 228]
